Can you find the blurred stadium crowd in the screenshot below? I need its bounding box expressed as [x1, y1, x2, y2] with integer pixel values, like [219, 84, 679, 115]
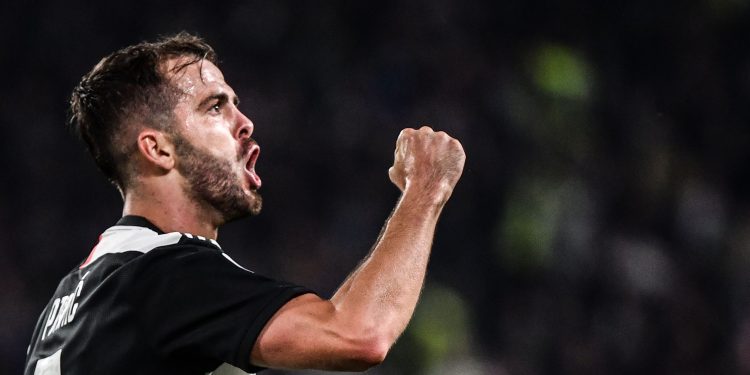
[2, 0, 750, 374]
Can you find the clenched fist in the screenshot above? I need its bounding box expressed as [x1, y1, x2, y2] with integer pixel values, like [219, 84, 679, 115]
[388, 126, 466, 204]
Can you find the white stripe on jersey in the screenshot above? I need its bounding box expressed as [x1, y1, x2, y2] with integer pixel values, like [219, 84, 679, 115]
[208, 362, 253, 375]
[222, 253, 254, 273]
[33, 348, 61, 375]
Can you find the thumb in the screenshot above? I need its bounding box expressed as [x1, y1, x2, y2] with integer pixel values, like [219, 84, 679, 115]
[389, 167, 405, 191]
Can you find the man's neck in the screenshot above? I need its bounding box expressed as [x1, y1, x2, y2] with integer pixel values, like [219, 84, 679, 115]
[122, 184, 220, 239]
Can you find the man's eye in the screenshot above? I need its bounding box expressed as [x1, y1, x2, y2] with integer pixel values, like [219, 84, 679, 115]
[210, 103, 221, 112]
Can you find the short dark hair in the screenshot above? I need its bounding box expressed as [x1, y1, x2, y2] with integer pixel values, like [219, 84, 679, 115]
[70, 32, 218, 193]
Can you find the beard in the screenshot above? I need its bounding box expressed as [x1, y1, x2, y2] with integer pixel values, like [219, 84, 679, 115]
[172, 134, 262, 224]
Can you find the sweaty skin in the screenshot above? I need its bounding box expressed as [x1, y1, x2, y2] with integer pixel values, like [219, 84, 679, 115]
[124, 57, 466, 371]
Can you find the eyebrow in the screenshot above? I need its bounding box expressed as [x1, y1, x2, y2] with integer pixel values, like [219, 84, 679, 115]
[197, 92, 240, 109]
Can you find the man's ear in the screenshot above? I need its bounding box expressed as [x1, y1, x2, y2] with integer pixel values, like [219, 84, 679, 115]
[136, 130, 176, 171]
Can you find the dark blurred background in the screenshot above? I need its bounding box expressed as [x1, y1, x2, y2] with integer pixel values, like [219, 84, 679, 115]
[2, 0, 750, 374]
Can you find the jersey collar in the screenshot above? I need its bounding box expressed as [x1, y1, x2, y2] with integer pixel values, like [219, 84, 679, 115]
[116, 215, 165, 234]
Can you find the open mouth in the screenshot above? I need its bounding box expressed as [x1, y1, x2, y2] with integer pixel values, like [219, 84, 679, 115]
[243, 143, 262, 190]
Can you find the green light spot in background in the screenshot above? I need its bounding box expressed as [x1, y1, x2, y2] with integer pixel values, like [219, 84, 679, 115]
[531, 44, 593, 99]
[409, 284, 471, 369]
[495, 178, 564, 273]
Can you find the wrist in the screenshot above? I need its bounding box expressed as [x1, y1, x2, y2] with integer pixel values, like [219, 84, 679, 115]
[401, 181, 452, 210]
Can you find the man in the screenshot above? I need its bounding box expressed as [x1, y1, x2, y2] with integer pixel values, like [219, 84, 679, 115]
[24, 32, 465, 374]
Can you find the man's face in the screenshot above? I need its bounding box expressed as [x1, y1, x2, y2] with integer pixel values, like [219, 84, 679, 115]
[168, 58, 262, 223]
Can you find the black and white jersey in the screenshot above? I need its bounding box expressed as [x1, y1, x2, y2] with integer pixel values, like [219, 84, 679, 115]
[24, 216, 312, 375]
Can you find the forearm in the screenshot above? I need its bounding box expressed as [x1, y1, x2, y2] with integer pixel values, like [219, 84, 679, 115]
[252, 191, 445, 371]
[251, 127, 464, 371]
[330, 187, 446, 345]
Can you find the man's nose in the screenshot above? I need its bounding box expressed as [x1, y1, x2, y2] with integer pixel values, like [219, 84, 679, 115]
[235, 110, 254, 140]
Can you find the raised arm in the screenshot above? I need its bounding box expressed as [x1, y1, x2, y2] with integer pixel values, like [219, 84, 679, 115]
[251, 126, 465, 371]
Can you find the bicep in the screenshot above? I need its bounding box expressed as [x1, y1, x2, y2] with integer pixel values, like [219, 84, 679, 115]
[250, 293, 385, 371]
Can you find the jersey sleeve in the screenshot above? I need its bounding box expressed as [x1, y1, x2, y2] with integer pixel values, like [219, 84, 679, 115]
[129, 244, 314, 373]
